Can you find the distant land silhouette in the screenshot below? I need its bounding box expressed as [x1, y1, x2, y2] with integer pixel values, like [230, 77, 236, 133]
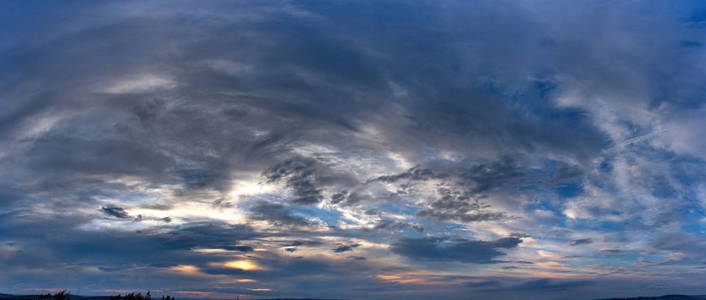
[0, 293, 341, 300]
[598, 295, 706, 300]
[7, 292, 706, 300]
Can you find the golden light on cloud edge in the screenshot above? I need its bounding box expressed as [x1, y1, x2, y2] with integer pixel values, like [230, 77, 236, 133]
[169, 265, 200, 275]
[223, 260, 261, 271]
[247, 288, 272, 292]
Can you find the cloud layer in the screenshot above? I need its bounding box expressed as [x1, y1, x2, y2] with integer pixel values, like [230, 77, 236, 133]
[2, 1, 706, 299]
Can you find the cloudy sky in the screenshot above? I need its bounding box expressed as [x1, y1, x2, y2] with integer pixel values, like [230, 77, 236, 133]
[2, 1, 706, 299]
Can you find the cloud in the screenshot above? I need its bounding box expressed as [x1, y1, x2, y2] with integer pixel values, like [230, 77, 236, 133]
[650, 232, 706, 265]
[248, 200, 313, 227]
[263, 158, 358, 205]
[372, 219, 424, 233]
[283, 240, 323, 247]
[370, 166, 441, 183]
[0, 211, 260, 272]
[281, 240, 323, 253]
[100, 206, 130, 219]
[156, 222, 261, 251]
[222, 245, 254, 252]
[569, 238, 593, 246]
[391, 236, 522, 263]
[599, 249, 622, 254]
[263, 158, 327, 205]
[331, 243, 361, 253]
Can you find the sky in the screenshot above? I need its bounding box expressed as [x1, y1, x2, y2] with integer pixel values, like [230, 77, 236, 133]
[2, 1, 706, 299]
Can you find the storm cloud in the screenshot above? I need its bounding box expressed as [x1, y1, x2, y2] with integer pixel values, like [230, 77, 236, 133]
[391, 236, 523, 263]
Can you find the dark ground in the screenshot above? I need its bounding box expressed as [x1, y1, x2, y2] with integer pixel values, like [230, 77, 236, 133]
[4, 293, 706, 300]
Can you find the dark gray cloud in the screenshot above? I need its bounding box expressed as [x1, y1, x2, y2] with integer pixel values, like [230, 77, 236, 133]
[331, 243, 361, 253]
[263, 159, 326, 205]
[222, 245, 254, 252]
[417, 208, 507, 224]
[569, 238, 594, 246]
[156, 222, 260, 251]
[370, 166, 441, 183]
[372, 219, 424, 233]
[372, 158, 583, 223]
[264, 158, 359, 205]
[0, 210, 259, 270]
[283, 240, 324, 247]
[600, 249, 622, 254]
[281, 240, 323, 253]
[391, 236, 522, 263]
[248, 200, 312, 227]
[100, 205, 130, 219]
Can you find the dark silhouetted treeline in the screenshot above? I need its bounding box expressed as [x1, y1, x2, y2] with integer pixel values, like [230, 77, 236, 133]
[0, 291, 174, 300]
[109, 292, 173, 300]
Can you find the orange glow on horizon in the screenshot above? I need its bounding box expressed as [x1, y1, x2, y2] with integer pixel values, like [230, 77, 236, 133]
[175, 291, 213, 297]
